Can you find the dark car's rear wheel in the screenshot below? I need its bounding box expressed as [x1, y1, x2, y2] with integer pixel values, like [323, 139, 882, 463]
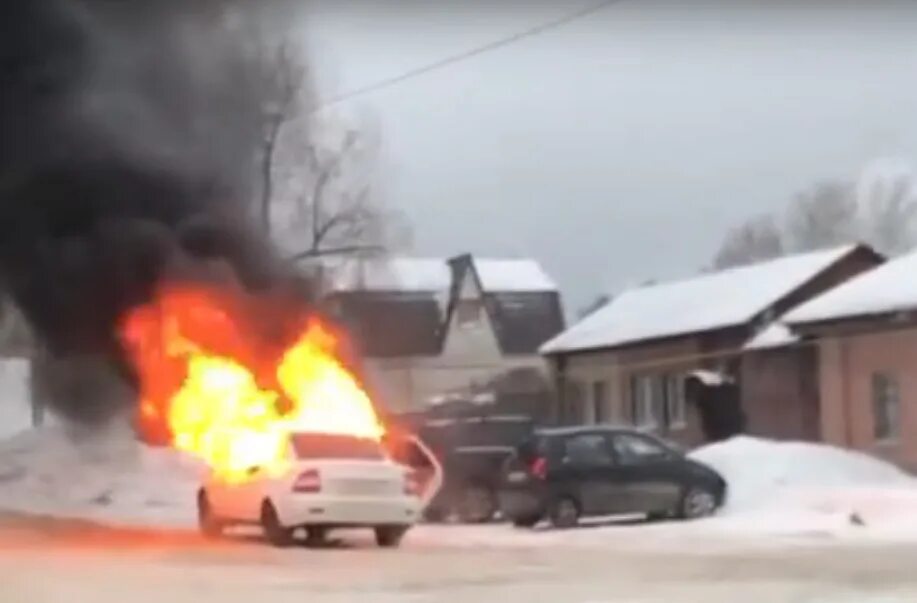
[197, 490, 223, 539]
[680, 487, 718, 520]
[260, 500, 293, 547]
[457, 485, 497, 524]
[375, 525, 409, 548]
[549, 497, 580, 529]
[512, 514, 541, 529]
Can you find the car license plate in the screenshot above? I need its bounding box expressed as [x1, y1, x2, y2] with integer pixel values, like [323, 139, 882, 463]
[507, 471, 528, 483]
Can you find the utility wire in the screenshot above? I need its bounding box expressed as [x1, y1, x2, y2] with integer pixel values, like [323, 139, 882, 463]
[310, 0, 622, 112]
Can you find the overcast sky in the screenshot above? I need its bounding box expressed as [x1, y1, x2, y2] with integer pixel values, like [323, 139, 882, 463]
[298, 1, 917, 313]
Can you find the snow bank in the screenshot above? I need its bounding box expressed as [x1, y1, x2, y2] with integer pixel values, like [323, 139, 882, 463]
[0, 358, 33, 440]
[690, 436, 917, 538]
[0, 421, 201, 528]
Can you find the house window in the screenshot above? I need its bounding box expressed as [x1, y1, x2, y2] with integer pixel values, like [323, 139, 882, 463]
[630, 375, 658, 429]
[664, 374, 686, 429]
[592, 380, 608, 424]
[872, 373, 900, 442]
[456, 299, 482, 327]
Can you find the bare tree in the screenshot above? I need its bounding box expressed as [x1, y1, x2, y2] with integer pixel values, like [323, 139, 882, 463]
[233, 14, 404, 257]
[784, 180, 857, 252]
[275, 117, 410, 260]
[858, 165, 917, 255]
[712, 214, 785, 269]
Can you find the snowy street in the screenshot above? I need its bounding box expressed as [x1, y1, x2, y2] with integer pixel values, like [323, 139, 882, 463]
[4, 519, 917, 603]
[7, 426, 917, 601]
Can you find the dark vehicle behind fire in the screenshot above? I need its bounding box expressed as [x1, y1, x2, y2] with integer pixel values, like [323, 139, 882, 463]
[389, 405, 536, 523]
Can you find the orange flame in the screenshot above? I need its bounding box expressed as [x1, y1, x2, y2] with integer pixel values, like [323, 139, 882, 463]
[120, 284, 383, 483]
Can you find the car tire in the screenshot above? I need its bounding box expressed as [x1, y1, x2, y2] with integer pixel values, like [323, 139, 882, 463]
[260, 500, 293, 547]
[549, 497, 580, 529]
[457, 485, 497, 524]
[305, 527, 328, 547]
[679, 487, 717, 520]
[197, 490, 223, 539]
[645, 510, 671, 523]
[512, 515, 540, 529]
[375, 525, 409, 548]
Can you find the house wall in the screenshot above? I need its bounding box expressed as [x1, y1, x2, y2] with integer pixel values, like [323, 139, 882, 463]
[817, 324, 917, 471]
[558, 338, 706, 448]
[740, 347, 820, 442]
[554, 333, 821, 449]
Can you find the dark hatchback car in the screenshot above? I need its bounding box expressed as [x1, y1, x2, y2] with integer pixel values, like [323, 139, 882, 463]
[498, 426, 727, 528]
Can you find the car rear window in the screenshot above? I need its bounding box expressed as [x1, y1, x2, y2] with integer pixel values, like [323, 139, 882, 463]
[291, 433, 384, 460]
[515, 436, 548, 462]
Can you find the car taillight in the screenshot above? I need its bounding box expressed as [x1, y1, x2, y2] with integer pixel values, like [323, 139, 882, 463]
[404, 470, 421, 497]
[292, 469, 321, 493]
[530, 457, 548, 480]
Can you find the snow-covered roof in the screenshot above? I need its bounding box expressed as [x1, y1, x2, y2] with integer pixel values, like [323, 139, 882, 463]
[322, 258, 451, 293]
[541, 245, 858, 355]
[321, 256, 557, 293]
[471, 259, 557, 292]
[786, 247, 916, 325]
[743, 323, 800, 351]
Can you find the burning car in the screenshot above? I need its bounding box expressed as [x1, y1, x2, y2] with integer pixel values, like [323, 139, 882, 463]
[198, 432, 422, 547]
[119, 283, 440, 547]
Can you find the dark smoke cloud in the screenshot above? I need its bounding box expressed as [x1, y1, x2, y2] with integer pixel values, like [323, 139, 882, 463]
[0, 0, 309, 423]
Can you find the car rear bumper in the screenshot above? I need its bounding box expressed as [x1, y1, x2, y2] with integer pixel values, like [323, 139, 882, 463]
[276, 495, 421, 528]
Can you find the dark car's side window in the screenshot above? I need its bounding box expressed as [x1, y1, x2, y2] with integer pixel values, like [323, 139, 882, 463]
[612, 434, 670, 466]
[563, 433, 614, 466]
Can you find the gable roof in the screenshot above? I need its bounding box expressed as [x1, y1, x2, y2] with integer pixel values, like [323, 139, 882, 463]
[472, 259, 557, 292]
[321, 256, 557, 294]
[785, 247, 917, 326]
[320, 255, 562, 358]
[322, 258, 451, 293]
[445, 254, 564, 356]
[541, 245, 860, 355]
[333, 293, 443, 357]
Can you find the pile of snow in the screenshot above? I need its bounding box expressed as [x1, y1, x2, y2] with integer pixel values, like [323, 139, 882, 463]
[0, 358, 33, 440]
[0, 421, 201, 528]
[691, 436, 917, 537]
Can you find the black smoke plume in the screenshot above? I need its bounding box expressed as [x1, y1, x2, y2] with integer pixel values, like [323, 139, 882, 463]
[0, 1, 309, 423]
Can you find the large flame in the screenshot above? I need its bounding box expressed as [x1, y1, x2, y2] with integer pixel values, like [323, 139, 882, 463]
[120, 284, 384, 483]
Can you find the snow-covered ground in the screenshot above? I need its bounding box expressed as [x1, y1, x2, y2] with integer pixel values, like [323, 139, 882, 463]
[4, 422, 917, 549]
[0, 421, 203, 527]
[5, 426, 917, 601]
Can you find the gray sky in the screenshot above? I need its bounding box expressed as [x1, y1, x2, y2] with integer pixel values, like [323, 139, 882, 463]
[300, 1, 917, 313]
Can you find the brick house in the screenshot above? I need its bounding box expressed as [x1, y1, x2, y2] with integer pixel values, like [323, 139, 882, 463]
[539, 244, 882, 448]
[785, 248, 917, 471]
[314, 254, 565, 415]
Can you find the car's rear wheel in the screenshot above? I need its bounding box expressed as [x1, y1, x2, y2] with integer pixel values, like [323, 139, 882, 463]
[305, 527, 328, 546]
[375, 525, 409, 548]
[457, 484, 497, 524]
[680, 487, 717, 520]
[260, 500, 293, 547]
[197, 490, 223, 539]
[549, 497, 580, 529]
[512, 514, 540, 529]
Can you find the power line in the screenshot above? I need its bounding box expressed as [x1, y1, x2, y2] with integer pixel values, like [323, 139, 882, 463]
[310, 0, 621, 112]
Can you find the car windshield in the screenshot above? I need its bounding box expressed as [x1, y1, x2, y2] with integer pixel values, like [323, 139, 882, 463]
[290, 433, 384, 460]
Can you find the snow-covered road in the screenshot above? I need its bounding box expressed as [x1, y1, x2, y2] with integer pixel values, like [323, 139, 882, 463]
[7, 425, 917, 601]
[3, 521, 917, 603]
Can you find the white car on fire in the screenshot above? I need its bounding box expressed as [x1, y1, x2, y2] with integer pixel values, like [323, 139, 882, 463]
[197, 432, 428, 547]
